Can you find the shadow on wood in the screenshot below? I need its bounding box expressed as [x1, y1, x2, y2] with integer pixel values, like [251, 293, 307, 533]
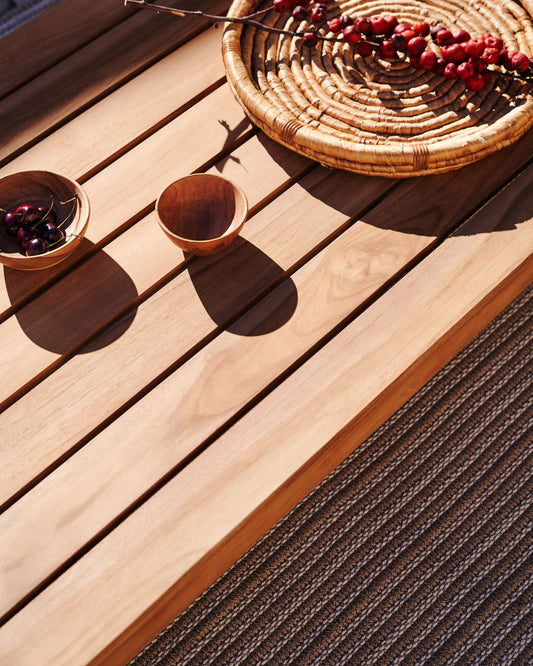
[187, 236, 298, 336]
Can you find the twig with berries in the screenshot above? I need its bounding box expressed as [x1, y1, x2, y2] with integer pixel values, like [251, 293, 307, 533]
[124, 0, 533, 92]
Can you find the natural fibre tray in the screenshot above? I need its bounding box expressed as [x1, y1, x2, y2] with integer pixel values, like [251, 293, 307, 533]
[222, 0, 533, 177]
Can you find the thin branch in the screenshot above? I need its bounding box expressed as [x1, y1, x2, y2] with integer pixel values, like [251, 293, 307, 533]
[123, 0, 347, 41]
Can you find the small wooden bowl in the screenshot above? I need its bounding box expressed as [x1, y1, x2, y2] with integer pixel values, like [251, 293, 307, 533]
[0, 170, 90, 271]
[156, 173, 248, 256]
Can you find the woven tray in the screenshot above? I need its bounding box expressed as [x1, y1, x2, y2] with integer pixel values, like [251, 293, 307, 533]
[222, 0, 533, 176]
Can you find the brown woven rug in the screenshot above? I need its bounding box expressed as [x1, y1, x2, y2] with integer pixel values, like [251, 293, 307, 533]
[131, 283, 532, 665]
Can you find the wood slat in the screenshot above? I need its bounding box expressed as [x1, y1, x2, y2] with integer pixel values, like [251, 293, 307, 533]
[3, 140, 533, 617]
[0, 0, 231, 164]
[0, 0, 136, 98]
[0, 26, 227, 183]
[0, 163, 389, 510]
[1, 162, 531, 666]
[0, 82, 252, 320]
[1, 124, 532, 417]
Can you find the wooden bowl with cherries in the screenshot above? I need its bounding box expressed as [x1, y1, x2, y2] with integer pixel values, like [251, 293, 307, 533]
[0, 170, 90, 271]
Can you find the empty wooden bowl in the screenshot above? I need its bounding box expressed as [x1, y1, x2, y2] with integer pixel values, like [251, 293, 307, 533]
[0, 170, 90, 271]
[156, 173, 248, 256]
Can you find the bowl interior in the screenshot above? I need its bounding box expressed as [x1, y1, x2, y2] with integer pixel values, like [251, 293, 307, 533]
[157, 174, 247, 242]
[0, 170, 88, 259]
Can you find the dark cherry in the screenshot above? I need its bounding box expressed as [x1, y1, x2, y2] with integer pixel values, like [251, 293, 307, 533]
[38, 206, 56, 225]
[15, 204, 42, 228]
[16, 227, 36, 250]
[42, 222, 65, 245]
[26, 237, 49, 256]
[2, 211, 20, 236]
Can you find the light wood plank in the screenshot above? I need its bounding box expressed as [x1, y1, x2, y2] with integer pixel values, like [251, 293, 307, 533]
[0, 83, 251, 319]
[1, 26, 227, 182]
[1, 163, 531, 666]
[0, 133, 308, 410]
[4, 150, 533, 615]
[0, 166, 391, 509]
[0, 0, 135, 97]
[0, 0, 231, 163]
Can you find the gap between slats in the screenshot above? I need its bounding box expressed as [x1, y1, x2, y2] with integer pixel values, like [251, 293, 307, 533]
[1, 160, 532, 627]
[0, 0, 232, 167]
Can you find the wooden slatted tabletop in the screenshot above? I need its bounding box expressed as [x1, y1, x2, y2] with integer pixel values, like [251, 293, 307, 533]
[0, 1, 532, 664]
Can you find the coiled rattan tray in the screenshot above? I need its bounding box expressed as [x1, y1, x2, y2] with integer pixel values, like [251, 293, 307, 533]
[222, 0, 533, 176]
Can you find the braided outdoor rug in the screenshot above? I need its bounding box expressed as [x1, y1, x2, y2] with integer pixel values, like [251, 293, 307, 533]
[131, 283, 533, 666]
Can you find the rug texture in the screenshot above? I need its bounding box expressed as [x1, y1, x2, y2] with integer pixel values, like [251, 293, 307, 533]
[131, 283, 533, 665]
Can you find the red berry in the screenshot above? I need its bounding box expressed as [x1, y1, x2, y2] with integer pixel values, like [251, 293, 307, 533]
[302, 31, 319, 47]
[407, 36, 427, 56]
[419, 49, 438, 69]
[383, 15, 398, 34]
[338, 14, 353, 29]
[273, 0, 290, 13]
[410, 55, 424, 69]
[390, 33, 407, 51]
[394, 22, 413, 34]
[342, 25, 361, 44]
[512, 52, 531, 73]
[356, 40, 373, 57]
[430, 24, 446, 41]
[436, 29, 455, 46]
[501, 49, 517, 69]
[292, 5, 308, 21]
[463, 39, 484, 58]
[413, 21, 430, 36]
[353, 16, 372, 34]
[378, 39, 396, 59]
[398, 29, 416, 43]
[370, 15, 390, 35]
[453, 29, 471, 43]
[310, 6, 327, 24]
[457, 61, 475, 79]
[484, 35, 503, 52]
[434, 57, 447, 75]
[481, 47, 499, 64]
[444, 62, 458, 79]
[470, 57, 487, 72]
[441, 44, 467, 63]
[466, 72, 486, 90]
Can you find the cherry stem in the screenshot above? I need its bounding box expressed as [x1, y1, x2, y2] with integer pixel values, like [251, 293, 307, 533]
[40, 197, 55, 223]
[30, 196, 55, 231]
[57, 195, 78, 229]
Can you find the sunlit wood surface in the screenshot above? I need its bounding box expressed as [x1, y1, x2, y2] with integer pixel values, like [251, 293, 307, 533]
[0, 1, 531, 664]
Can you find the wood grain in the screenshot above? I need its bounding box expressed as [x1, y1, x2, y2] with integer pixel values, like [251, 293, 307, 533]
[0, 82, 251, 319]
[0, 26, 227, 181]
[0, 0, 135, 98]
[2, 153, 532, 619]
[0, 163, 530, 666]
[0, 0, 231, 163]
[0, 164, 388, 510]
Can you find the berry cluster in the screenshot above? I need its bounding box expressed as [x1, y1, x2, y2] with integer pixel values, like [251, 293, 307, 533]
[273, 0, 533, 91]
[1, 197, 74, 256]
